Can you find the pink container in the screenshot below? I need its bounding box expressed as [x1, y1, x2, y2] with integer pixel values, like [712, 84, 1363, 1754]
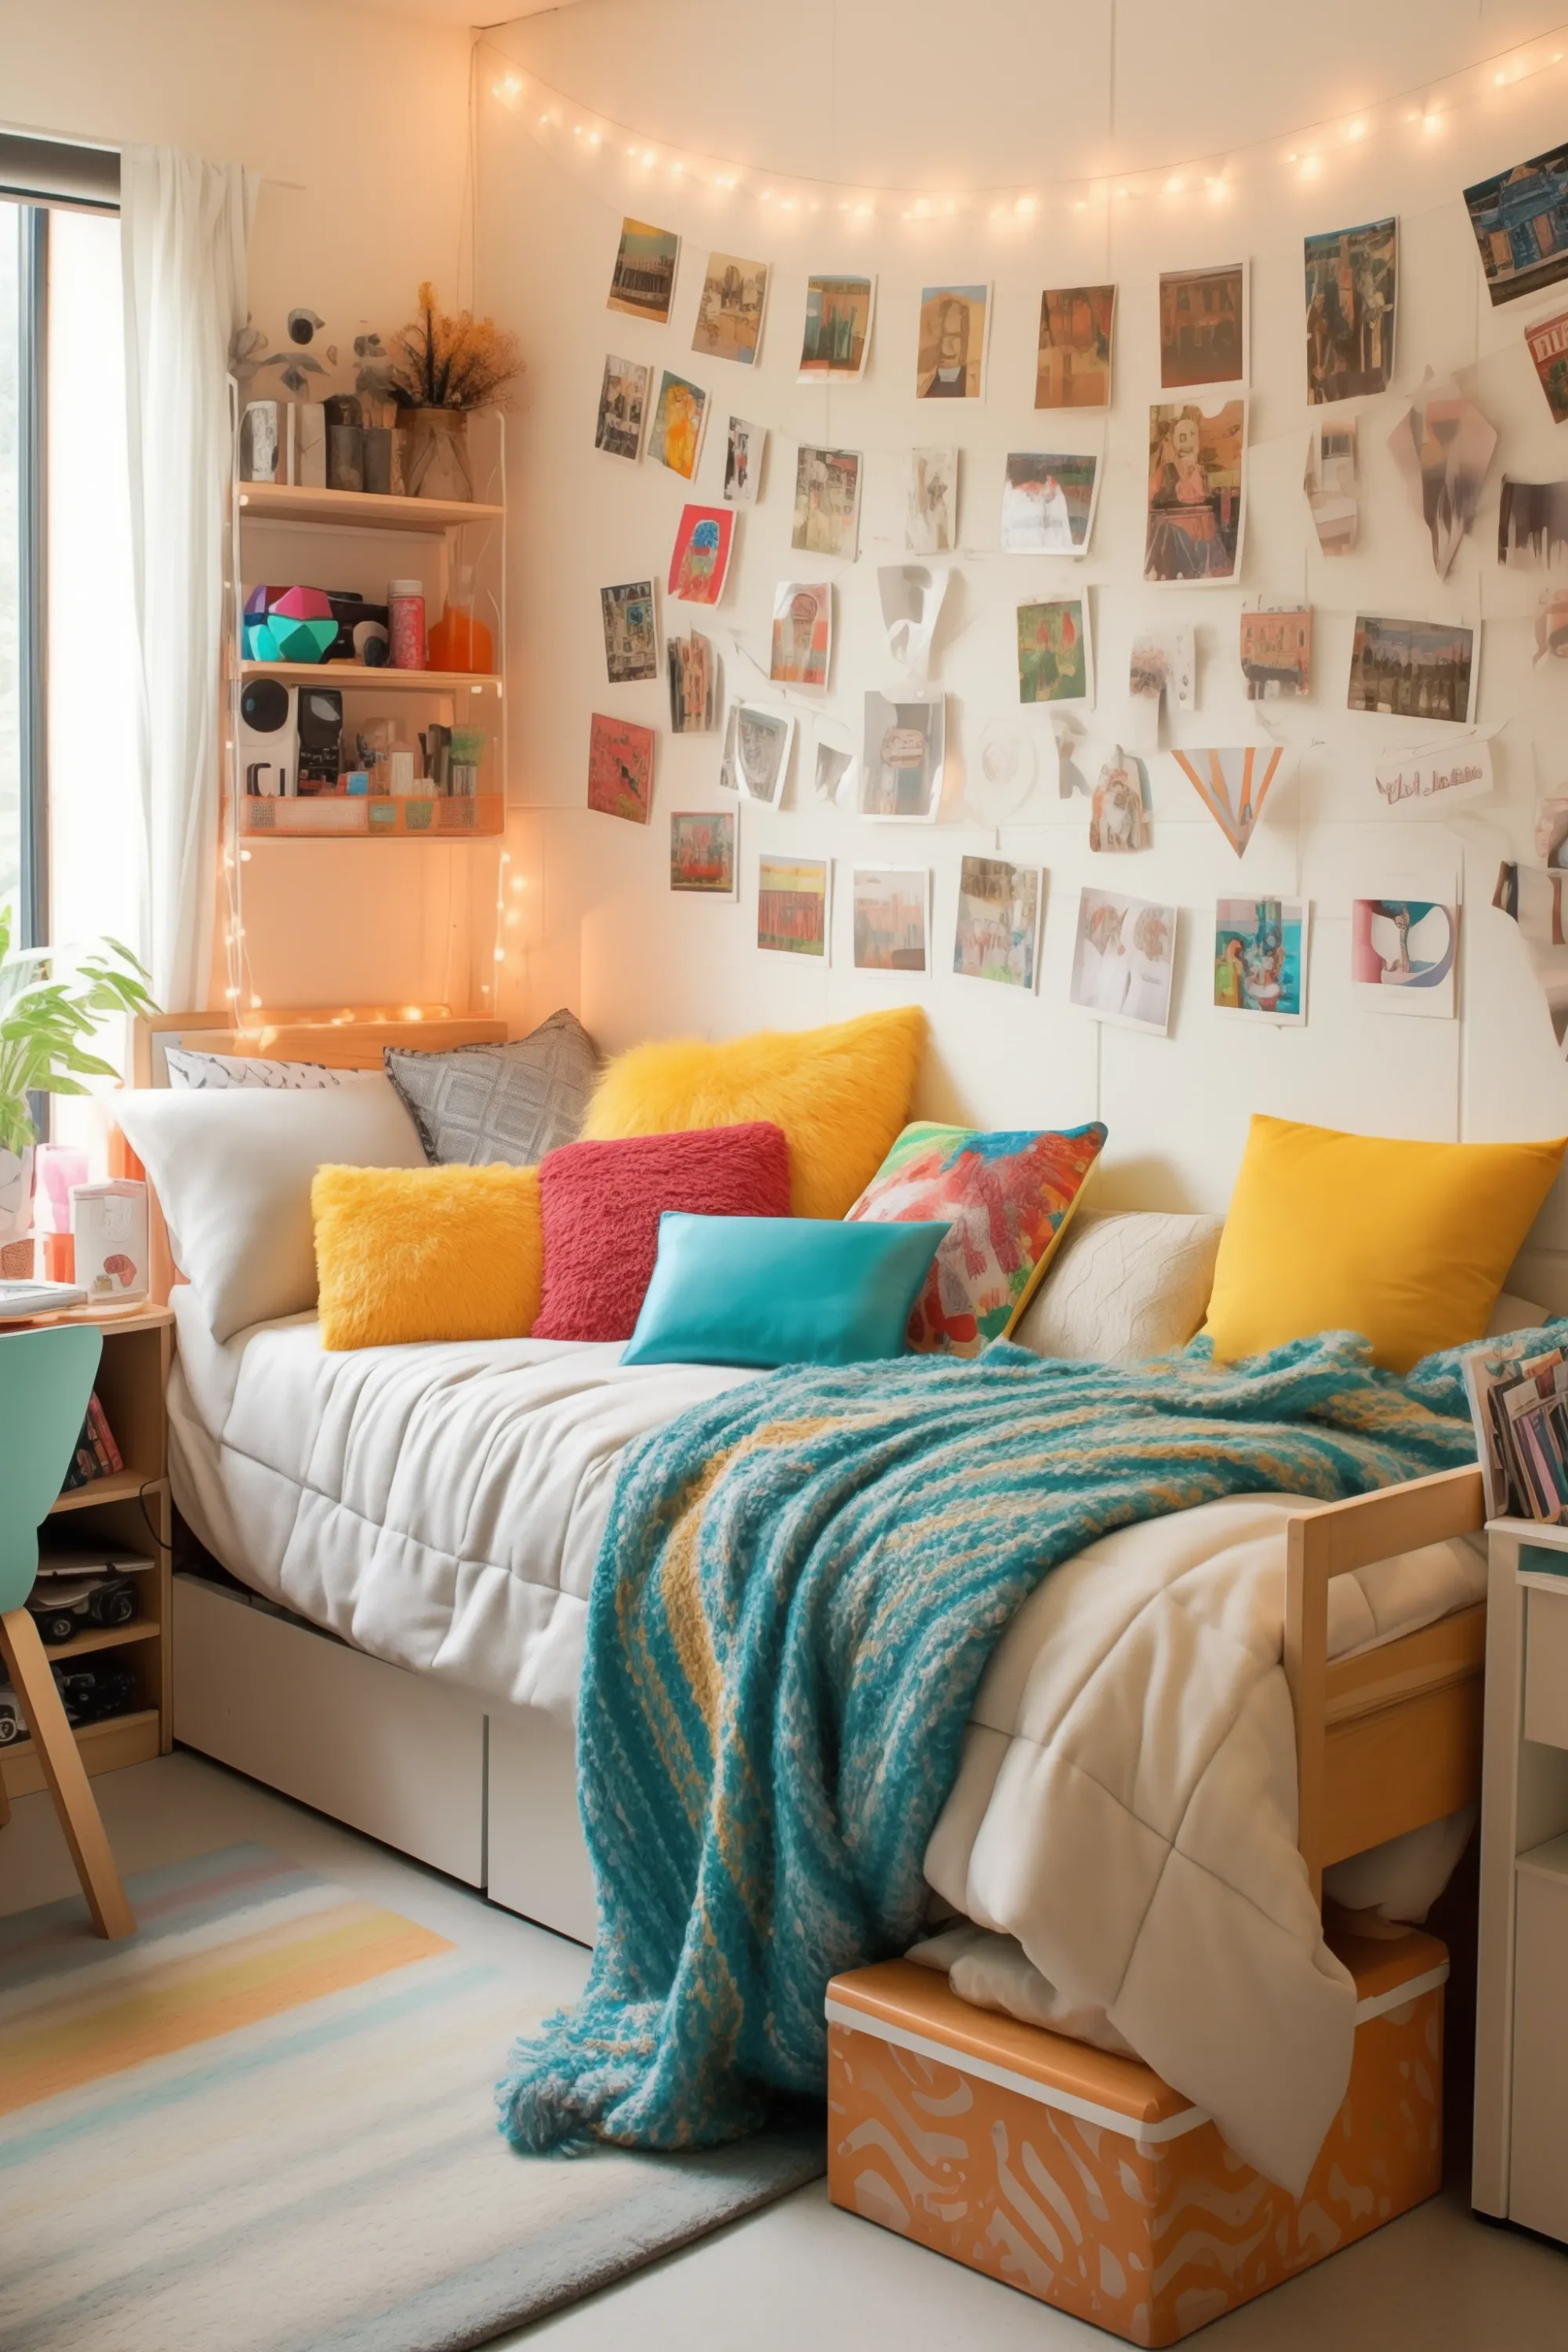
[388, 579, 426, 671]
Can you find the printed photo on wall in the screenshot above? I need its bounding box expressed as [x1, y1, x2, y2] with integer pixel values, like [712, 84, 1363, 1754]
[1000, 452, 1099, 555]
[907, 447, 957, 553]
[1347, 615, 1476, 726]
[1069, 887, 1177, 1035]
[1499, 477, 1568, 570]
[859, 688, 946, 821]
[1127, 627, 1195, 750]
[1387, 372, 1497, 580]
[670, 810, 737, 897]
[1526, 310, 1568, 423]
[667, 505, 734, 605]
[1017, 597, 1091, 706]
[852, 868, 931, 974]
[770, 582, 831, 692]
[607, 217, 680, 325]
[724, 416, 764, 504]
[916, 284, 989, 400]
[1035, 286, 1114, 408]
[799, 274, 875, 380]
[1214, 897, 1308, 1024]
[648, 369, 710, 480]
[1145, 401, 1246, 583]
[593, 354, 651, 462]
[1158, 263, 1247, 390]
[599, 579, 659, 684]
[1305, 220, 1396, 405]
[720, 703, 796, 806]
[1465, 143, 1568, 305]
[1305, 419, 1359, 555]
[691, 252, 769, 366]
[953, 855, 1042, 990]
[586, 713, 655, 826]
[1349, 892, 1459, 1019]
[757, 855, 829, 958]
[1089, 749, 1149, 853]
[792, 446, 862, 557]
[667, 630, 719, 733]
[1240, 607, 1312, 701]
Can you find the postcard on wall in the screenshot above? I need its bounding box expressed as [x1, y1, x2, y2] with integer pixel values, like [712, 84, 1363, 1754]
[691, 252, 769, 368]
[1145, 401, 1246, 584]
[1158, 263, 1246, 390]
[793, 445, 862, 558]
[1305, 419, 1358, 556]
[852, 868, 931, 975]
[720, 703, 796, 807]
[770, 582, 832, 693]
[877, 564, 948, 684]
[593, 354, 652, 463]
[1000, 452, 1099, 555]
[1017, 597, 1091, 707]
[668, 505, 734, 605]
[812, 724, 855, 807]
[1526, 310, 1568, 423]
[600, 579, 659, 684]
[667, 629, 719, 733]
[1465, 144, 1568, 306]
[859, 688, 945, 822]
[799, 274, 876, 381]
[757, 855, 829, 959]
[586, 713, 655, 826]
[1349, 891, 1459, 1019]
[1388, 372, 1497, 581]
[1036, 286, 1114, 409]
[916, 285, 989, 401]
[649, 370, 710, 480]
[1374, 738, 1494, 815]
[1214, 897, 1308, 1025]
[1348, 615, 1476, 728]
[1127, 627, 1195, 752]
[670, 810, 737, 898]
[1240, 606, 1312, 701]
[953, 855, 1042, 991]
[1499, 477, 1568, 570]
[1494, 863, 1568, 1049]
[724, 416, 764, 504]
[607, 217, 680, 325]
[1304, 220, 1396, 405]
[1171, 746, 1287, 859]
[1089, 749, 1149, 853]
[1069, 887, 1177, 1036]
[907, 447, 957, 553]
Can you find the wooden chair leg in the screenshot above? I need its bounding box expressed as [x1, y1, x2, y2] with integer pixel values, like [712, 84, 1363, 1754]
[0, 1610, 133, 1939]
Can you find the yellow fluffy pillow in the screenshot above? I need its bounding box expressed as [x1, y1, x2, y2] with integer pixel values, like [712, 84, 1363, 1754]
[1206, 1114, 1566, 1372]
[312, 1163, 543, 1351]
[581, 1006, 927, 1220]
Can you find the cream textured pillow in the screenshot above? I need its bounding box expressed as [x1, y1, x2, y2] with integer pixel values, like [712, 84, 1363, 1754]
[1011, 1211, 1225, 1363]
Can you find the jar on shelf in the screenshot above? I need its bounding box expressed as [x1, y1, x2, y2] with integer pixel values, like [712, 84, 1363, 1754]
[388, 580, 426, 671]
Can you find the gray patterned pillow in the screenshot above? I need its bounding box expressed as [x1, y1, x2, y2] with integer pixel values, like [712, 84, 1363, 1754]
[384, 1009, 600, 1167]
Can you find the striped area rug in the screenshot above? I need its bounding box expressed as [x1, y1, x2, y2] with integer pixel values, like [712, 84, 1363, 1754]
[0, 1843, 822, 2352]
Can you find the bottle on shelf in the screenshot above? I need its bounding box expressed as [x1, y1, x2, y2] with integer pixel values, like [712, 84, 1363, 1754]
[388, 580, 427, 671]
[427, 565, 493, 676]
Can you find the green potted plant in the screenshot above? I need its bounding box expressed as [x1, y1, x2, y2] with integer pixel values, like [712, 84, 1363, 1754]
[0, 906, 157, 1237]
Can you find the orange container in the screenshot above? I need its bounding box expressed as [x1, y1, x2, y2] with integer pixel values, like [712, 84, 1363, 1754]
[826, 1929, 1446, 2346]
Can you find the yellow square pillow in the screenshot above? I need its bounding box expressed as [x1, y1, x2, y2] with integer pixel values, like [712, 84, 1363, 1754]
[312, 1163, 542, 1351]
[1205, 1114, 1566, 1372]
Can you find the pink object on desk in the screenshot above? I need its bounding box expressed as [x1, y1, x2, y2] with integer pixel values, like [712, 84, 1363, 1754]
[37, 1146, 88, 1234]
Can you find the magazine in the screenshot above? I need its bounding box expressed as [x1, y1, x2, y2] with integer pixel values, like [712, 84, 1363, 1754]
[1463, 1336, 1568, 1522]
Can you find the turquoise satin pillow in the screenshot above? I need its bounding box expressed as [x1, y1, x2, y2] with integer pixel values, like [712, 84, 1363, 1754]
[621, 1212, 951, 1369]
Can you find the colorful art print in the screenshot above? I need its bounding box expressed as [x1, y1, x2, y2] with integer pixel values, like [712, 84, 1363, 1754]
[1240, 608, 1312, 701]
[670, 810, 736, 896]
[668, 505, 734, 605]
[1348, 616, 1475, 726]
[858, 689, 945, 822]
[1305, 419, 1358, 556]
[792, 445, 862, 557]
[724, 416, 764, 504]
[1089, 751, 1148, 853]
[852, 868, 930, 973]
[1035, 285, 1114, 408]
[586, 713, 655, 826]
[593, 354, 651, 462]
[1069, 888, 1176, 1035]
[907, 447, 957, 553]
[1016, 598, 1090, 706]
[599, 579, 658, 684]
[1158, 263, 1246, 389]
[1387, 376, 1497, 581]
[1214, 897, 1308, 1024]
[1349, 895, 1458, 1019]
[1465, 144, 1568, 305]
[953, 855, 1041, 990]
[648, 371, 709, 481]
[1000, 452, 1098, 555]
[667, 630, 718, 733]
[1500, 477, 1568, 570]
[1305, 219, 1396, 405]
[1145, 401, 1246, 584]
[1171, 746, 1285, 858]
[691, 251, 770, 367]
[757, 855, 829, 957]
[916, 285, 989, 400]
[720, 703, 796, 805]
[607, 217, 680, 325]
[799, 274, 875, 380]
[1526, 310, 1568, 423]
[770, 581, 831, 692]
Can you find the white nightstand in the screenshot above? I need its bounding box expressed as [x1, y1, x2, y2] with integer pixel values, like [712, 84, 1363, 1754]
[1473, 1517, 1568, 2241]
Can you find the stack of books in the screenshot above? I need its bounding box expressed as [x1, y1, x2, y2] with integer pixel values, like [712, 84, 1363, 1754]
[1465, 1338, 1568, 1522]
[60, 1392, 125, 1494]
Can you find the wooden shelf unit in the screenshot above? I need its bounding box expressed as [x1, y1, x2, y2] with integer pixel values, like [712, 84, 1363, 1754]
[240, 659, 501, 695]
[240, 792, 505, 841]
[238, 481, 504, 534]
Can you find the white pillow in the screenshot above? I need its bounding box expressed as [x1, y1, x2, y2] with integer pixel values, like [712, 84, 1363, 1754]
[114, 1078, 425, 1342]
[165, 1047, 376, 1091]
[1012, 1210, 1225, 1363]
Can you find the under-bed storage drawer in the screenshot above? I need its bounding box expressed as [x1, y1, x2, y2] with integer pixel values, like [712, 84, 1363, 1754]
[486, 1707, 597, 1947]
[172, 1573, 486, 1884]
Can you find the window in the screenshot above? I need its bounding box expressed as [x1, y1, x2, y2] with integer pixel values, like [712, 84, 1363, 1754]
[0, 200, 38, 937]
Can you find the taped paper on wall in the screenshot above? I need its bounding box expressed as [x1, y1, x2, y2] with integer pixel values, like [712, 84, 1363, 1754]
[1494, 863, 1568, 1051]
[1374, 739, 1494, 814]
[1171, 744, 1287, 858]
[1387, 371, 1497, 582]
[1305, 419, 1358, 556]
[877, 564, 948, 683]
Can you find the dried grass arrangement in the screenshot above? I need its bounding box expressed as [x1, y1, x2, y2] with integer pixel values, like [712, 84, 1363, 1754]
[392, 282, 523, 412]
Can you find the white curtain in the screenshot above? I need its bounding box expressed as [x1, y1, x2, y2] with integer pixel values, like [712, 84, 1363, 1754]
[121, 147, 256, 1011]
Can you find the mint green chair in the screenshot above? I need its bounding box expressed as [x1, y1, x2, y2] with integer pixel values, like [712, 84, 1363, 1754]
[0, 1323, 134, 1936]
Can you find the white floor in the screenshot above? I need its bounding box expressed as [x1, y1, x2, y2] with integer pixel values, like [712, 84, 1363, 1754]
[4, 1751, 1566, 2350]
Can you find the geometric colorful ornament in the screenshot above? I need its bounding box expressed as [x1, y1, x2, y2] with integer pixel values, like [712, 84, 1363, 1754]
[1171, 745, 1285, 858]
[243, 583, 336, 663]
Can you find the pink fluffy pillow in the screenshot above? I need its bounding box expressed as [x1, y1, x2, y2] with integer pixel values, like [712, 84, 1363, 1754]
[533, 1123, 793, 1343]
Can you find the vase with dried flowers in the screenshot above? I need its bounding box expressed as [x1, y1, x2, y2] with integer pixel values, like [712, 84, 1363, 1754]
[390, 283, 523, 502]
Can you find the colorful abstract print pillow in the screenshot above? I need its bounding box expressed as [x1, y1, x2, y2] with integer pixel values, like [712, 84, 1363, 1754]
[848, 1120, 1107, 1355]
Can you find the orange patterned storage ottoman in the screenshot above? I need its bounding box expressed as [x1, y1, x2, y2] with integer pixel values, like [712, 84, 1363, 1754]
[826, 1929, 1446, 2345]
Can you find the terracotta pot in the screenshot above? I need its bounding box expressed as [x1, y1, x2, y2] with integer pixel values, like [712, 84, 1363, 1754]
[397, 408, 473, 503]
